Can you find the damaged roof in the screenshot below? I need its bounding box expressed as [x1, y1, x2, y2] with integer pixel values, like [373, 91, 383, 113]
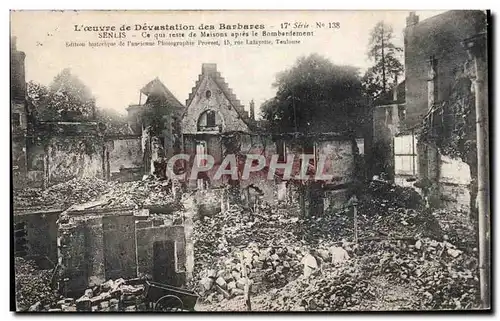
[140, 77, 185, 111]
[374, 80, 406, 106]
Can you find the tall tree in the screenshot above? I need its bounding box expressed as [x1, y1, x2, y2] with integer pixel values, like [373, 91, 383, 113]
[362, 21, 404, 98]
[27, 68, 96, 121]
[261, 54, 366, 134]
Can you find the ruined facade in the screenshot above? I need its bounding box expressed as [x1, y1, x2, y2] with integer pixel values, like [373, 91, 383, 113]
[127, 78, 184, 176]
[57, 206, 191, 296]
[372, 81, 406, 179]
[403, 10, 487, 129]
[373, 10, 488, 213]
[11, 37, 28, 187]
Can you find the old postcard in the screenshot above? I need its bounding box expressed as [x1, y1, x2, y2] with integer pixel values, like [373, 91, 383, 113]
[10, 10, 490, 312]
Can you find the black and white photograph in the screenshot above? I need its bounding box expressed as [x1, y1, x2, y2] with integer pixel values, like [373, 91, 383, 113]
[9, 9, 491, 312]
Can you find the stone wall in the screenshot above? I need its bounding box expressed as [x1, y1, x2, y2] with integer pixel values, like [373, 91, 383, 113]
[57, 208, 188, 296]
[439, 155, 471, 212]
[182, 75, 250, 135]
[46, 136, 104, 184]
[394, 135, 472, 213]
[315, 139, 355, 186]
[13, 209, 61, 268]
[403, 10, 487, 129]
[106, 136, 143, 181]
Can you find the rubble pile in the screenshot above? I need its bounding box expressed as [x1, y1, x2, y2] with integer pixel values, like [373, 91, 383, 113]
[28, 279, 147, 312]
[13, 178, 111, 210]
[96, 179, 178, 209]
[196, 243, 306, 302]
[253, 236, 479, 311]
[15, 257, 60, 311]
[304, 182, 442, 243]
[14, 178, 181, 212]
[433, 209, 477, 251]
[363, 180, 424, 210]
[356, 238, 479, 309]
[255, 260, 373, 311]
[191, 202, 304, 300]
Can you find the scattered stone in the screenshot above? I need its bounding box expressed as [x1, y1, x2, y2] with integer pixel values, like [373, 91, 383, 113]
[216, 277, 227, 289]
[28, 301, 41, 311]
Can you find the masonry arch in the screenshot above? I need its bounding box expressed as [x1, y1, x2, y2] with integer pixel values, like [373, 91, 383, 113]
[197, 109, 224, 132]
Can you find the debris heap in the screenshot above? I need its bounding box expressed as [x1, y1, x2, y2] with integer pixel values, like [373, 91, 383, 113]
[15, 257, 60, 312]
[26, 278, 147, 312]
[13, 178, 111, 210]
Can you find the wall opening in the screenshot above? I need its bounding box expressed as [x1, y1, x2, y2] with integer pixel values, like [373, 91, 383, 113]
[152, 240, 177, 284]
[14, 221, 28, 256]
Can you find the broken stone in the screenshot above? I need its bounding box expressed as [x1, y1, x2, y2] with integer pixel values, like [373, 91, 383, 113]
[125, 305, 136, 312]
[200, 277, 214, 291]
[84, 288, 93, 298]
[329, 246, 350, 264]
[76, 296, 91, 311]
[227, 281, 237, 290]
[215, 285, 231, 299]
[28, 301, 42, 311]
[231, 270, 241, 281]
[236, 279, 246, 290]
[447, 248, 462, 258]
[62, 305, 77, 312]
[207, 269, 217, 278]
[231, 288, 244, 296]
[215, 276, 227, 289]
[415, 240, 422, 250]
[100, 301, 110, 309]
[101, 279, 114, 291]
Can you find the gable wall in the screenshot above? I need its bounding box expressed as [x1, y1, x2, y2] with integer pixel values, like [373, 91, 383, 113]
[182, 76, 249, 134]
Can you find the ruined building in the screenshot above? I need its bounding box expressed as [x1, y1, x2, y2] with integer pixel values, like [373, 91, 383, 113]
[11, 37, 28, 187]
[373, 10, 488, 212]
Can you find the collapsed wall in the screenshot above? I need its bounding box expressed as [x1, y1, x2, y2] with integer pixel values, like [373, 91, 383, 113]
[57, 206, 191, 297]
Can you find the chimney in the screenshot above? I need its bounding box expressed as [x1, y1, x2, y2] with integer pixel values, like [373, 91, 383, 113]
[11, 36, 17, 51]
[392, 74, 399, 102]
[406, 11, 419, 27]
[249, 99, 255, 120]
[202, 63, 217, 76]
[427, 56, 438, 110]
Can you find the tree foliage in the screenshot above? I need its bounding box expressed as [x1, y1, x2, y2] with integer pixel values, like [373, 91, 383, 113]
[27, 68, 96, 121]
[261, 53, 367, 134]
[362, 21, 404, 98]
[95, 108, 133, 136]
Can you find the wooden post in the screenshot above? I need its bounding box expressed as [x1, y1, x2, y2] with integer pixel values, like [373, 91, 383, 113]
[240, 254, 251, 311]
[353, 202, 358, 244]
[348, 195, 359, 244]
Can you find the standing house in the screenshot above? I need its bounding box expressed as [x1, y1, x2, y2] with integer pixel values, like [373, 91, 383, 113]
[181, 63, 258, 188]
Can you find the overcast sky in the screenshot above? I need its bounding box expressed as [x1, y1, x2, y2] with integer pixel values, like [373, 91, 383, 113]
[11, 10, 445, 117]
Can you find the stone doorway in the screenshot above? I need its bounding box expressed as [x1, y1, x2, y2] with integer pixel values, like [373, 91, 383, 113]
[152, 240, 176, 285]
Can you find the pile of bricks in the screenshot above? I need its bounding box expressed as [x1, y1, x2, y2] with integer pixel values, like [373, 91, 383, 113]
[52, 279, 147, 312]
